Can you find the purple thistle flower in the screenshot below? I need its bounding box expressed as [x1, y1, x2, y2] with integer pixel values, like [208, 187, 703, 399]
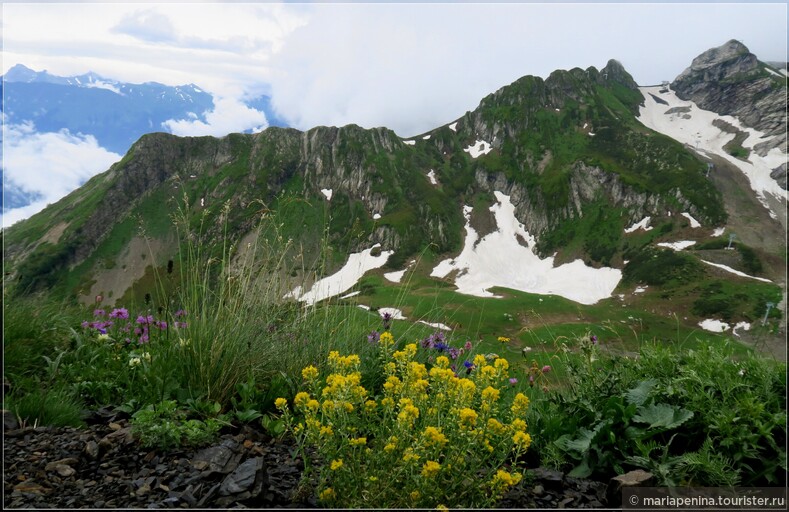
[590, 334, 598, 345]
[381, 311, 392, 330]
[542, 365, 552, 374]
[136, 315, 154, 325]
[138, 334, 149, 344]
[448, 347, 461, 360]
[174, 309, 187, 318]
[81, 321, 90, 328]
[109, 308, 129, 319]
[156, 321, 168, 330]
[464, 340, 473, 351]
[94, 309, 106, 317]
[134, 327, 143, 336]
[509, 378, 518, 386]
[176, 321, 188, 329]
[367, 331, 380, 344]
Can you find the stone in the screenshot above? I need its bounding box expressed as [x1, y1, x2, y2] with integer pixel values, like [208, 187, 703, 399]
[190, 440, 241, 475]
[531, 467, 565, 490]
[219, 457, 266, 496]
[3, 409, 19, 431]
[83, 440, 100, 460]
[606, 469, 655, 507]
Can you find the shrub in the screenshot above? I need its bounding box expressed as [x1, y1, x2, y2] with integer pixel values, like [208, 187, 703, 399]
[131, 400, 224, 451]
[277, 333, 531, 508]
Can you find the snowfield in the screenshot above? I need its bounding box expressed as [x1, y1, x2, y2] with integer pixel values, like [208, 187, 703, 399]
[430, 192, 622, 305]
[637, 86, 787, 218]
[624, 216, 652, 233]
[287, 244, 393, 305]
[321, 188, 333, 201]
[463, 140, 493, 158]
[657, 240, 696, 251]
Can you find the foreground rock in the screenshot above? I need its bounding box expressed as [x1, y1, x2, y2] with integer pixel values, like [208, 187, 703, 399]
[4, 418, 607, 508]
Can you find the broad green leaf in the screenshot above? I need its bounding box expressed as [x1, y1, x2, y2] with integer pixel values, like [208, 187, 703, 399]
[633, 403, 694, 429]
[625, 379, 657, 406]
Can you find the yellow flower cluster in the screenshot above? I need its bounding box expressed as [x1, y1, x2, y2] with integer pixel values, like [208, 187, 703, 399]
[421, 460, 441, 478]
[490, 468, 522, 489]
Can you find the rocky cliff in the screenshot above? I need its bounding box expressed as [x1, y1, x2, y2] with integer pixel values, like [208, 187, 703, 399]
[671, 40, 787, 188]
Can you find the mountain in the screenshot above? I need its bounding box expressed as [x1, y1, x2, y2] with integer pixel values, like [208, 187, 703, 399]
[1, 64, 289, 155]
[670, 39, 787, 188]
[3, 45, 785, 356]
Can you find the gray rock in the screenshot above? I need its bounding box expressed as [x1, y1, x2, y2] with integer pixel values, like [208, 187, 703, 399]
[606, 469, 655, 507]
[83, 440, 99, 461]
[219, 457, 266, 496]
[3, 409, 19, 431]
[190, 440, 241, 474]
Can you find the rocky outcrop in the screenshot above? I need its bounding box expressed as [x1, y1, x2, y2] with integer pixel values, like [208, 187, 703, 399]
[671, 40, 786, 149]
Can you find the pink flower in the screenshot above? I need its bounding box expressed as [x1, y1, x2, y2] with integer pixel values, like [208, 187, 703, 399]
[541, 365, 552, 374]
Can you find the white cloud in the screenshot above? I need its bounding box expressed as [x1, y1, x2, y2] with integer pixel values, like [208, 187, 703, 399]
[162, 96, 269, 137]
[2, 122, 122, 228]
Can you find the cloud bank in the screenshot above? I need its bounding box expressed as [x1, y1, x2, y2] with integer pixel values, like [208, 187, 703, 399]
[2, 122, 122, 228]
[162, 97, 269, 137]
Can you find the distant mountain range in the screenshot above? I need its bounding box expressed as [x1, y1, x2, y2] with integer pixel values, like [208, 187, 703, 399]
[1, 64, 289, 210]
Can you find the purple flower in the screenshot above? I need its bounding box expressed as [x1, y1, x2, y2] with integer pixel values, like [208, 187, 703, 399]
[136, 315, 154, 325]
[509, 378, 518, 386]
[381, 312, 392, 330]
[434, 342, 449, 352]
[541, 365, 552, 374]
[134, 327, 143, 336]
[138, 334, 149, 344]
[176, 321, 188, 329]
[590, 334, 598, 345]
[174, 309, 187, 318]
[463, 360, 474, 369]
[94, 309, 106, 317]
[81, 321, 90, 328]
[448, 347, 461, 360]
[529, 375, 535, 387]
[98, 328, 107, 335]
[367, 331, 380, 344]
[109, 308, 129, 319]
[464, 341, 473, 351]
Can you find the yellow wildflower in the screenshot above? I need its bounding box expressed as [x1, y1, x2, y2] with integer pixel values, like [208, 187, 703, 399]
[294, 391, 310, 407]
[435, 355, 450, 368]
[491, 469, 522, 488]
[319, 487, 335, 501]
[494, 357, 509, 370]
[306, 399, 320, 412]
[498, 336, 511, 343]
[423, 426, 448, 447]
[330, 459, 344, 471]
[319, 425, 334, 437]
[349, 437, 367, 446]
[384, 443, 397, 453]
[511, 393, 530, 417]
[513, 431, 532, 449]
[301, 365, 319, 381]
[473, 354, 487, 367]
[458, 407, 478, 428]
[511, 418, 527, 432]
[364, 399, 377, 411]
[410, 491, 420, 502]
[421, 460, 441, 478]
[274, 397, 288, 410]
[380, 331, 395, 346]
[481, 386, 500, 403]
[487, 418, 505, 435]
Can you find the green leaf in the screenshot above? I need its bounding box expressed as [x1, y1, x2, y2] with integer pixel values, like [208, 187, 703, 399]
[625, 379, 657, 406]
[567, 459, 593, 478]
[633, 403, 694, 429]
[555, 427, 596, 455]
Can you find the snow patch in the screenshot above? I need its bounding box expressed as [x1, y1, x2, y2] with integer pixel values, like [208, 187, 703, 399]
[287, 244, 393, 305]
[85, 80, 123, 95]
[427, 169, 438, 185]
[634, 286, 648, 294]
[422, 134, 431, 140]
[765, 67, 783, 78]
[463, 140, 493, 158]
[340, 291, 360, 299]
[732, 321, 751, 337]
[712, 227, 725, 237]
[430, 192, 621, 305]
[321, 188, 333, 201]
[358, 304, 370, 311]
[384, 269, 407, 283]
[373, 213, 381, 220]
[699, 318, 730, 332]
[418, 320, 452, 331]
[637, 86, 788, 217]
[624, 216, 653, 233]
[681, 212, 701, 228]
[379, 308, 407, 320]
[403, 140, 416, 146]
[657, 240, 696, 251]
[700, 260, 772, 283]
[448, 122, 458, 132]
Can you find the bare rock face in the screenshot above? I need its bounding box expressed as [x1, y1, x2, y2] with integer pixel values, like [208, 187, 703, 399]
[672, 40, 787, 190]
[671, 39, 787, 148]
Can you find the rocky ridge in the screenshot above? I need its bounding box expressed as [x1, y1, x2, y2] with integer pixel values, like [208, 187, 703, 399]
[670, 39, 787, 188]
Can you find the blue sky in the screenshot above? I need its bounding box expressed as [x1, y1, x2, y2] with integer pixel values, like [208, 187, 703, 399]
[2, 1, 787, 226]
